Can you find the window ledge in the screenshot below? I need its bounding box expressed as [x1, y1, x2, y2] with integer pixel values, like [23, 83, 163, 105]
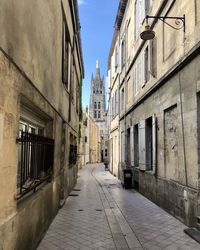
[145, 170, 155, 176]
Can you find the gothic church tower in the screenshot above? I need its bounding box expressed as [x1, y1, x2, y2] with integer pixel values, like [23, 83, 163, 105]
[89, 60, 106, 122]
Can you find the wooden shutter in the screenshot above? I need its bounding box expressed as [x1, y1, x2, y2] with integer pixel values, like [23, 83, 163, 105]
[141, 51, 145, 88]
[140, 0, 146, 24]
[139, 120, 146, 170]
[121, 131, 125, 163]
[130, 126, 134, 166]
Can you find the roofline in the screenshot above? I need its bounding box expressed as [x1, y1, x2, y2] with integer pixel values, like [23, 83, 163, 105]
[114, 0, 128, 30]
[69, 0, 85, 78]
[107, 0, 128, 70]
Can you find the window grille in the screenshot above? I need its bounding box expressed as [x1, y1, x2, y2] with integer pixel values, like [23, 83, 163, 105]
[16, 131, 54, 199]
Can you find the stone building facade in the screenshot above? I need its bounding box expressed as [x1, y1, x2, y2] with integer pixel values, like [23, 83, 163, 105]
[108, 0, 200, 227]
[0, 0, 84, 249]
[78, 107, 90, 169]
[89, 116, 101, 164]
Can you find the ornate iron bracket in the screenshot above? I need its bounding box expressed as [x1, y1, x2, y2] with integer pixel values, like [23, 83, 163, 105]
[146, 15, 185, 33]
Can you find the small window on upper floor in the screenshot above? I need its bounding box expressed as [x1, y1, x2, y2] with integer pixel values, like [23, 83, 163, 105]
[115, 45, 119, 71]
[135, 0, 152, 40]
[121, 38, 126, 69]
[62, 8, 71, 92]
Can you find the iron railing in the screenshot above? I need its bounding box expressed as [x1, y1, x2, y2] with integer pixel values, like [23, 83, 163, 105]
[17, 131, 54, 199]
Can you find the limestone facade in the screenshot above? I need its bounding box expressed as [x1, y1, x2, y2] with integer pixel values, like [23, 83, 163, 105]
[108, 0, 200, 227]
[89, 116, 101, 164]
[78, 108, 90, 169]
[0, 0, 84, 249]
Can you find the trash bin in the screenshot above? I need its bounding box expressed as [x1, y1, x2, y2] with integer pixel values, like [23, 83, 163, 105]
[123, 169, 132, 189]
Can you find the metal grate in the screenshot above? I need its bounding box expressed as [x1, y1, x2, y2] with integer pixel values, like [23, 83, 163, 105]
[16, 131, 54, 199]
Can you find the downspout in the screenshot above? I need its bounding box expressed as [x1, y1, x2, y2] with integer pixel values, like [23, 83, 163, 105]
[179, 71, 188, 187]
[124, 19, 129, 170]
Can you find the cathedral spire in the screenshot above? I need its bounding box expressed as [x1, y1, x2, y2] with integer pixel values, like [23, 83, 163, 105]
[96, 60, 100, 79]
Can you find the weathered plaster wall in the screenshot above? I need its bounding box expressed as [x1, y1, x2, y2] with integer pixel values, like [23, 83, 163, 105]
[129, 55, 200, 226]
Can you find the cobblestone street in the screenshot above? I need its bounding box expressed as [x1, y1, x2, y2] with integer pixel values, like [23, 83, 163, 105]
[38, 164, 200, 250]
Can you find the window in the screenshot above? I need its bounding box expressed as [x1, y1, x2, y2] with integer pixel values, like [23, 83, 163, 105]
[62, 9, 71, 91]
[85, 136, 87, 143]
[121, 37, 126, 69]
[83, 118, 88, 127]
[134, 54, 144, 95]
[98, 111, 101, 119]
[138, 115, 156, 172]
[127, 128, 131, 165]
[115, 90, 118, 115]
[98, 102, 101, 109]
[94, 111, 97, 118]
[134, 124, 139, 167]
[105, 149, 108, 157]
[17, 120, 54, 199]
[121, 131, 125, 163]
[121, 88, 125, 114]
[94, 102, 97, 109]
[115, 44, 119, 70]
[146, 117, 153, 170]
[135, 0, 151, 39]
[69, 134, 77, 167]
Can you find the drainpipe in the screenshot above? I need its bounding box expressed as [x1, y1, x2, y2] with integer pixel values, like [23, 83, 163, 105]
[178, 71, 188, 187]
[124, 19, 129, 171]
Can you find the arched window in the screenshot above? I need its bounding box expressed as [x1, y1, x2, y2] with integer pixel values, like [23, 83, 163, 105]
[98, 102, 101, 109]
[94, 102, 97, 109]
[98, 111, 101, 119]
[94, 111, 97, 118]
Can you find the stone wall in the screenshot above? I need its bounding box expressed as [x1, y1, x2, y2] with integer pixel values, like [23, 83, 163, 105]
[0, 0, 83, 249]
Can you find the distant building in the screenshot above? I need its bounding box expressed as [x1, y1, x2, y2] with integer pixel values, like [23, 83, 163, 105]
[78, 107, 90, 169]
[89, 61, 108, 162]
[88, 115, 101, 164]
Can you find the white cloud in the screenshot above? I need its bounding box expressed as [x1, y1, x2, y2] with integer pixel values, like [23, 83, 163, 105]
[78, 0, 86, 6]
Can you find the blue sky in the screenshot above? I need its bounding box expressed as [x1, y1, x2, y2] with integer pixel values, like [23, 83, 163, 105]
[78, 0, 119, 108]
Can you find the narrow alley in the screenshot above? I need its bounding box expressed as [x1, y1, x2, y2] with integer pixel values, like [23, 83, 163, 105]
[38, 164, 200, 250]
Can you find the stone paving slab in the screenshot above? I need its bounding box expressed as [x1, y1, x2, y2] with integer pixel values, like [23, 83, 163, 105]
[38, 164, 200, 250]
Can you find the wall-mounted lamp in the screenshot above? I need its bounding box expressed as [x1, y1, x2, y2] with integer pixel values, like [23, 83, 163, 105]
[140, 15, 185, 41]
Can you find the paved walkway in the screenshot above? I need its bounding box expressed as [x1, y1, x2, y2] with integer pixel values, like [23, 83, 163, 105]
[38, 164, 200, 250]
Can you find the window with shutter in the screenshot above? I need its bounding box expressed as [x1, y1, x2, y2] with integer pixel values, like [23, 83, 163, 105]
[130, 126, 134, 166]
[62, 10, 71, 92]
[134, 124, 139, 167]
[121, 131, 125, 163]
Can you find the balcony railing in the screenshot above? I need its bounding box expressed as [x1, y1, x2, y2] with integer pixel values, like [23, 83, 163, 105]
[16, 131, 54, 199]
